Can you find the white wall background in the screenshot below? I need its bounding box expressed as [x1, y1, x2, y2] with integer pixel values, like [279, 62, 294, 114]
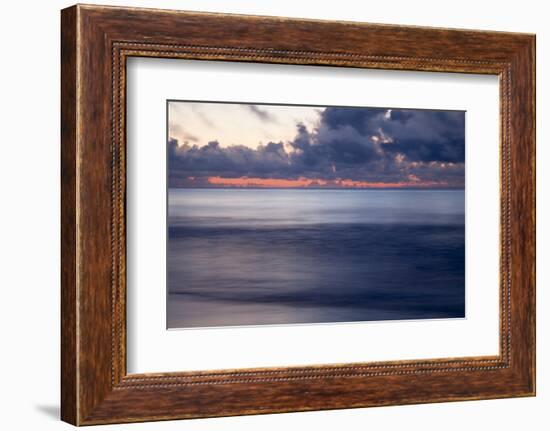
[0, 0, 546, 429]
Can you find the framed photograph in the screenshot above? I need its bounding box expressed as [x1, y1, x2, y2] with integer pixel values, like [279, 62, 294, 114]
[61, 4, 536, 425]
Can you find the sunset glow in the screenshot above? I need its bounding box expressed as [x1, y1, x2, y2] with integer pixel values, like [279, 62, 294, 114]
[206, 176, 445, 189]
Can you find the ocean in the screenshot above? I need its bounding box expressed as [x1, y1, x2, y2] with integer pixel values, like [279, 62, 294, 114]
[167, 188, 465, 328]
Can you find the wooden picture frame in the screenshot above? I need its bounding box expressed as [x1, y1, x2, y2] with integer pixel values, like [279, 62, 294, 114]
[61, 4, 535, 425]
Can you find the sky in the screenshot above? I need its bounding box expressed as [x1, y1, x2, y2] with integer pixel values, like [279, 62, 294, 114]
[168, 101, 465, 189]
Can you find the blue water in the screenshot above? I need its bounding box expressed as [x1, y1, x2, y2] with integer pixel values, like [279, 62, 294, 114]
[167, 189, 465, 328]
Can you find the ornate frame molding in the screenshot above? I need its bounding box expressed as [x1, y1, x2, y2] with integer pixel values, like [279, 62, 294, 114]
[61, 5, 535, 425]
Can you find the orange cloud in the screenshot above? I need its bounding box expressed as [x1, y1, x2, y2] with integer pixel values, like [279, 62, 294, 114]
[206, 176, 445, 189]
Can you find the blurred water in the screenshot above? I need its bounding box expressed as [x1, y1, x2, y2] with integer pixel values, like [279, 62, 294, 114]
[167, 189, 465, 328]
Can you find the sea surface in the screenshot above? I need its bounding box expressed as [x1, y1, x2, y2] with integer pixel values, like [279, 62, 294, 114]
[167, 188, 465, 328]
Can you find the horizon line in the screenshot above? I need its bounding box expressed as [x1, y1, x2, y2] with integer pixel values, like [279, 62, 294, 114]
[168, 186, 465, 191]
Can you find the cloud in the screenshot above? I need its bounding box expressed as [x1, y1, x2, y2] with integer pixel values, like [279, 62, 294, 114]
[190, 105, 216, 129]
[168, 107, 465, 187]
[380, 109, 465, 163]
[318, 107, 464, 163]
[169, 123, 199, 143]
[246, 105, 277, 123]
[168, 139, 292, 185]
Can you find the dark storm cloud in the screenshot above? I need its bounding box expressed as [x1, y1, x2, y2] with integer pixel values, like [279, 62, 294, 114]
[169, 139, 292, 182]
[168, 107, 465, 187]
[246, 105, 277, 123]
[321, 106, 387, 135]
[318, 107, 464, 163]
[380, 110, 465, 163]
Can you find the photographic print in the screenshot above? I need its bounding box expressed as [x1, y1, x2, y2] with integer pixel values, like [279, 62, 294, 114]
[167, 101, 465, 329]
